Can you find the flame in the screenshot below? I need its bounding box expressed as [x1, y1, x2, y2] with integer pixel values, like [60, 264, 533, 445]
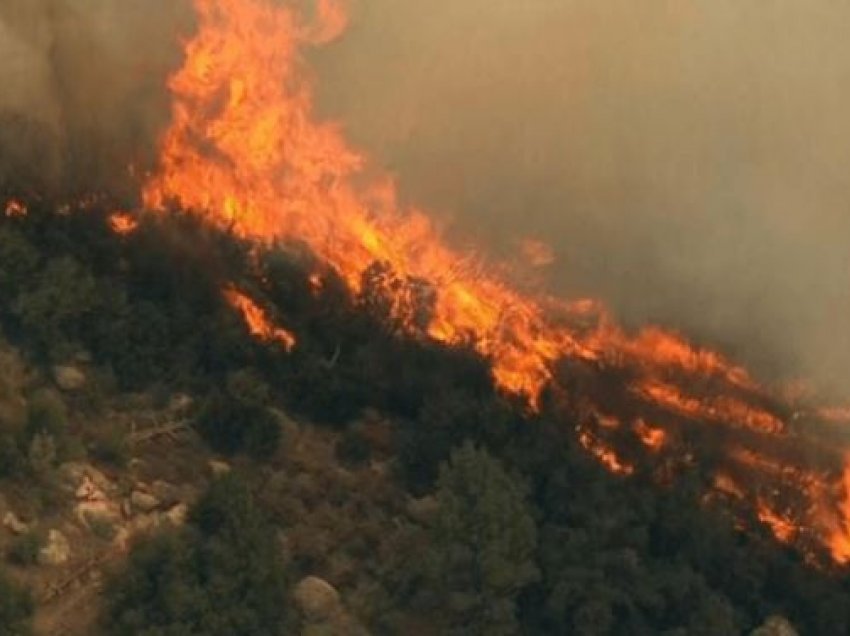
[578, 429, 634, 476]
[4, 199, 27, 218]
[142, 0, 850, 566]
[634, 419, 666, 452]
[223, 286, 296, 351]
[109, 212, 139, 235]
[757, 500, 798, 543]
[824, 456, 850, 563]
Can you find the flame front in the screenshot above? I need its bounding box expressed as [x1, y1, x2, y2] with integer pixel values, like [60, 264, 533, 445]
[144, 0, 850, 566]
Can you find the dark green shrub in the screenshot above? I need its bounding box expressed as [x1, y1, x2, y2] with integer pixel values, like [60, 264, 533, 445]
[6, 532, 41, 567]
[0, 434, 25, 479]
[104, 476, 292, 636]
[335, 429, 372, 467]
[0, 567, 32, 635]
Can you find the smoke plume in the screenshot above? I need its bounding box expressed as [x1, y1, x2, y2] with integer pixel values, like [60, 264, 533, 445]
[0, 0, 192, 195]
[311, 0, 850, 399]
[0, 0, 847, 399]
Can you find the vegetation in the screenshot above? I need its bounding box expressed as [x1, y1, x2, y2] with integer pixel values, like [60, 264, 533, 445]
[1, 197, 850, 634]
[0, 569, 32, 636]
[425, 443, 539, 634]
[104, 476, 291, 636]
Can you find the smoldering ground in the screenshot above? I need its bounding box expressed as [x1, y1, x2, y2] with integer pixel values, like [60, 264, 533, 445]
[1, 0, 848, 399]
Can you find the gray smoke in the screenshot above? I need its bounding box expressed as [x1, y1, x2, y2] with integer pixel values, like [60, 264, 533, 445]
[311, 0, 850, 400]
[0, 0, 192, 195]
[0, 0, 847, 399]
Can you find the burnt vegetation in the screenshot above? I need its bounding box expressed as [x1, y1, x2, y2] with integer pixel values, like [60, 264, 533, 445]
[1, 195, 850, 634]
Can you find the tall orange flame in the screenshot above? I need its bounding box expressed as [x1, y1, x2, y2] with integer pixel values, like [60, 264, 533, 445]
[143, 0, 850, 566]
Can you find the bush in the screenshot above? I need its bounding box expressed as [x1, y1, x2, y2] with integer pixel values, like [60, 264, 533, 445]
[87, 421, 130, 468]
[104, 476, 292, 636]
[0, 434, 25, 479]
[25, 389, 67, 441]
[335, 429, 372, 467]
[0, 568, 32, 635]
[12, 256, 98, 356]
[194, 370, 281, 460]
[6, 532, 41, 568]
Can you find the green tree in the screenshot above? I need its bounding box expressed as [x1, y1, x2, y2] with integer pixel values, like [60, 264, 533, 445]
[426, 442, 539, 635]
[105, 475, 291, 636]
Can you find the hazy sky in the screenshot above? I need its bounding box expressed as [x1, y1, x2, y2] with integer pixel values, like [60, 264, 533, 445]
[0, 0, 847, 398]
[311, 1, 850, 397]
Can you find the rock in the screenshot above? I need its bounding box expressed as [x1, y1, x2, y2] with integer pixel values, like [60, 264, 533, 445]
[53, 365, 86, 392]
[208, 460, 231, 477]
[165, 503, 189, 526]
[130, 490, 160, 513]
[751, 616, 799, 636]
[406, 495, 440, 525]
[3, 511, 29, 535]
[168, 393, 194, 413]
[59, 462, 113, 495]
[293, 576, 342, 622]
[38, 529, 71, 566]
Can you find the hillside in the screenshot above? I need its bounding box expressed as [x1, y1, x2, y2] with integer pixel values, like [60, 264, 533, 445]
[0, 196, 848, 635]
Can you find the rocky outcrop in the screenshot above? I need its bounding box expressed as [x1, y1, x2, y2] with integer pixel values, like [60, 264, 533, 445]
[208, 460, 231, 477]
[3, 511, 29, 535]
[130, 490, 160, 513]
[38, 529, 71, 566]
[53, 365, 86, 392]
[751, 616, 799, 636]
[293, 576, 341, 622]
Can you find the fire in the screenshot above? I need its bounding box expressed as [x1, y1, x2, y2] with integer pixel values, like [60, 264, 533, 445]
[4, 199, 27, 218]
[825, 456, 850, 564]
[109, 212, 139, 235]
[757, 500, 798, 543]
[143, 0, 850, 566]
[224, 286, 296, 351]
[579, 429, 634, 476]
[634, 419, 666, 452]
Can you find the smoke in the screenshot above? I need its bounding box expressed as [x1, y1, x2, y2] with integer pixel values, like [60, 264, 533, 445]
[0, 0, 847, 398]
[310, 0, 850, 399]
[0, 0, 193, 195]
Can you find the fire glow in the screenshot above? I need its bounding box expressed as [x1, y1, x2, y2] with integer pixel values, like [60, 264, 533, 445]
[224, 286, 296, 352]
[142, 0, 850, 566]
